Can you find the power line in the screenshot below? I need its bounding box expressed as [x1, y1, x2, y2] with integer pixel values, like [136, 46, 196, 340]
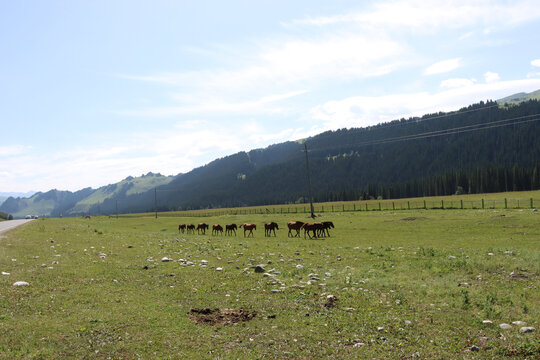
[316, 113, 540, 150]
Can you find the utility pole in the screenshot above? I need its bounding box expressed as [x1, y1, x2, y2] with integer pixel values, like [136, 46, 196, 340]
[303, 143, 315, 218]
[154, 188, 158, 219]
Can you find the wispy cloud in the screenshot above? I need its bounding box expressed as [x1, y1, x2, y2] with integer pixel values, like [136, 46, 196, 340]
[532, 59, 540, 67]
[311, 78, 540, 130]
[424, 58, 462, 75]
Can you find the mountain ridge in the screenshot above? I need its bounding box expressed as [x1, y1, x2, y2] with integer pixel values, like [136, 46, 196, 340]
[2, 92, 539, 218]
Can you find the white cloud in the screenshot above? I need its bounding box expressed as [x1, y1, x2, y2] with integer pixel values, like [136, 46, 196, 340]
[440, 78, 476, 89]
[484, 71, 500, 83]
[531, 59, 540, 67]
[424, 58, 462, 75]
[0, 145, 33, 156]
[119, 89, 308, 117]
[311, 78, 540, 130]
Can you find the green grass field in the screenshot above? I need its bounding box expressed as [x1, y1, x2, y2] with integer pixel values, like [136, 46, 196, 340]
[1, 207, 539, 358]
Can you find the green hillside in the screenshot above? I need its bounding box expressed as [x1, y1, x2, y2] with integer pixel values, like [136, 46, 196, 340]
[498, 89, 540, 105]
[67, 173, 173, 216]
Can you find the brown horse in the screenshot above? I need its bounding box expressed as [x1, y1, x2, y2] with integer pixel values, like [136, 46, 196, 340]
[287, 221, 304, 237]
[212, 224, 223, 236]
[264, 222, 279, 237]
[225, 224, 237, 236]
[186, 224, 196, 234]
[240, 223, 256, 237]
[197, 223, 209, 234]
[301, 222, 324, 239]
[320, 221, 335, 237]
[178, 224, 186, 233]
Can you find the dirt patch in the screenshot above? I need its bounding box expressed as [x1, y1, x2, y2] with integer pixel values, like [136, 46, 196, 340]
[401, 217, 424, 221]
[189, 308, 257, 325]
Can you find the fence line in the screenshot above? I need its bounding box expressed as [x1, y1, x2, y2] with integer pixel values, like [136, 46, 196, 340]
[151, 197, 539, 218]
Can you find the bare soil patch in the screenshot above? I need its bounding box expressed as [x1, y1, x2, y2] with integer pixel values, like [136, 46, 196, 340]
[189, 308, 257, 325]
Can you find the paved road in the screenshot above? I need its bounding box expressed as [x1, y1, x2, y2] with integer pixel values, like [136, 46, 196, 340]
[0, 219, 34, 234]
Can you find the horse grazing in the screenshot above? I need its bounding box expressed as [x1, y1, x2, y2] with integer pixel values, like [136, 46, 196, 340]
[225, 224, 237, 236]
[240, 223, 256, 237]
[287, 221, 304, 238]
[321, 221, 335, 237]
[301, 222, 324, 239]
[186, 224, 196, 234]
[197, 222, 209, 235]
[264, 222, 279, 237]
[212, 224, 223, 236]
[178, 224, 186, 233]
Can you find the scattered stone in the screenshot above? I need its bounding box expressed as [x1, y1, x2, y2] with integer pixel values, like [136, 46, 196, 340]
[161, 257, 172, 262]
[296, 264, 304, 269]
[377, 326, 385, 331]
[216, 267, 223, 271]
[1, 272, 9, 275]
[353, 342, 365, 348]
[487, 253, 494, 256]
[200, 260, 208, 265]
[254, 265, 265, 273]
[404, 320, 412, 326]
[512, 321, 526, 326]
[482, 320, 493, 324]
[471, 345, 480, 352]
[519, 326, 535, 333]
[448, 255, 456, 259]
[13, 281, 29, 286]
[263, 273, 275, 278]
[504, 250, 514, 255]
[325, 272, 332, 277]
[499, 323, 512, 330]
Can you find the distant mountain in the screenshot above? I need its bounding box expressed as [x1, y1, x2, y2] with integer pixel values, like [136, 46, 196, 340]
[0, 173, 173, 218]
[2, 98, 539, 218]
[498, 89, 540, 105]
[0, 191, 37, 208]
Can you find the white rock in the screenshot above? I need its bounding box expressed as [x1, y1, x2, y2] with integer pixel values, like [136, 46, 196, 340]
[519, 326, 535, 333]
[504, 250, 514, 255]
[512, 321, 526, 326]
[201, 260, 208, 265]
[448, 255, 456, 259]
[161, 257, 172, 262]
[499, 323, 512, 329]
[216, 267, 223, 271]
[1, 272, 10, 275]
[482, 320, 493, 324]
[377, 326, 385, 331]
[404, 320, 412, 326]
[296, 264, 304, 269]
[487, 252, 494, 256]
[325, 272, 332, 277]
[13, 281, 29, 286]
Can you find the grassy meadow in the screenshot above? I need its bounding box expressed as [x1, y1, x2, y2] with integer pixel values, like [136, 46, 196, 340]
[1, 206, 539, 358]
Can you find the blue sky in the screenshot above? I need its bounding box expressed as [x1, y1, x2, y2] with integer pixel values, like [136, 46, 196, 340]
[1, 0, 540, 193]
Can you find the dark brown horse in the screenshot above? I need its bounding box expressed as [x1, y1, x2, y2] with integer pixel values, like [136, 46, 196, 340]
[212, 224, 223, 236]
[240, 223, 256, 237]
[197, 222, 209, 234]
[264, 222, 279, 237]
[287, 221, 304, 237]
[178, 224, 186, 233]
[186, 224, 195, 234]
[301, 222, 324, 239]
[320, 221, 335, 237]
[225, 224, 237, 236]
